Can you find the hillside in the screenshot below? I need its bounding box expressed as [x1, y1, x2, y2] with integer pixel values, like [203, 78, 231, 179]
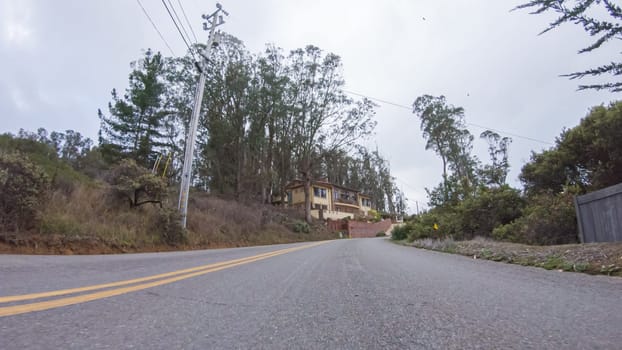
[0, 133, 336, 254]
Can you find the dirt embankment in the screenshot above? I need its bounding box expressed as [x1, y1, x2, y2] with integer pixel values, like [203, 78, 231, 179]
[402, 237, 622, 277]
[0, 226, 336, 255]
[0, 234, 244, 255]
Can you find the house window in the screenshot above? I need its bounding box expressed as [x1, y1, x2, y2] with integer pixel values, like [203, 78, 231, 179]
[313, 187, 327, 198]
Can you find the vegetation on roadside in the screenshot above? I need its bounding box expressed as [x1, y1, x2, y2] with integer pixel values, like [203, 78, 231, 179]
[0, 36, 414, 253]
[0, 131, 337, 254]
[399, 237, 622, 277]
[395, 99, 622, 246]
[97, 43, 404, 224]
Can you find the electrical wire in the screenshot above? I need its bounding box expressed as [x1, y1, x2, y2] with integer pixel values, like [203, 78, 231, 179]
[167, 0, 195, 46]
[161, 0, 195, 56]
[135, 0, 176, 56]
[343, 89, 554, 145]
[176, 0, 199, 43]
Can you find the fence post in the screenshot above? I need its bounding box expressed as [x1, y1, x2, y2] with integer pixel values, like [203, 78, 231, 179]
[574, 195, 585, 243]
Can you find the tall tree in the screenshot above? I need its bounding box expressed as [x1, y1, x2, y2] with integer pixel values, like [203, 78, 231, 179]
[479, 130, 512, 187]
[412, 95, 475, 204]
[287, 46, 376, 222]
[99, 49, 171, 168]
[161, 53, 199, 181]
[515, 0, 622, 92]
[249, 45, 291, 204]
[520, 101, 622, 194]
[195, 35, 253, 197]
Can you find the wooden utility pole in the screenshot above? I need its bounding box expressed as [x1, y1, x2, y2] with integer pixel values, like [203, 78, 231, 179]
[178, 3, 228, 229]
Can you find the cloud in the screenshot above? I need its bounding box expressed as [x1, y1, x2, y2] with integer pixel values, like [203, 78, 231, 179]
[1, 0, 35, 48]
[0, 0, 619, 214]
[9, 88, 30, 112]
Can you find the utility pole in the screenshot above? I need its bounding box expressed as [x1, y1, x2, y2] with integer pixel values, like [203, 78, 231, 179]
[178, 3, 229, 229]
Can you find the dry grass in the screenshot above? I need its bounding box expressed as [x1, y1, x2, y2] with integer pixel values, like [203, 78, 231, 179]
[0, 184, 337, 254]
[38, 184, 164, 246]
[186, 192, 334, 247]
[408, 236, 622, 277]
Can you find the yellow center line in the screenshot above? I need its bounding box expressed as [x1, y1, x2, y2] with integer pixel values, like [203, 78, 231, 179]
[1, 246, 297, 304]
[0, 241, 329, 317]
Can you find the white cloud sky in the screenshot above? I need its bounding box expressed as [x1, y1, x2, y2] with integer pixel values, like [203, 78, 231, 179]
[0, 0, 619, 213]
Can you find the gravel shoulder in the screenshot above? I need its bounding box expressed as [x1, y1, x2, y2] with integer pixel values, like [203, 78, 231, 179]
[399, 237, 622, 277]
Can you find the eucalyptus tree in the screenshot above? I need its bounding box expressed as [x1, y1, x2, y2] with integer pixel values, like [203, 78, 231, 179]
[448, 127, 478, 194]
[315, 146, 402, 214]
[286, 46, 376, 222]
[249, 45, 292, 203]
[412, 95, 474, 204]
[479, 130, 512, 187]
[195, 34, 254, 198]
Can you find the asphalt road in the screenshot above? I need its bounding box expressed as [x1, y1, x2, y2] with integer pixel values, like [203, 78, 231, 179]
[1, 238, 622, 349]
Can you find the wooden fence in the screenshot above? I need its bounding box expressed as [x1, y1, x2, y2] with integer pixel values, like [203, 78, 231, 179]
[575, 182, 622, 243]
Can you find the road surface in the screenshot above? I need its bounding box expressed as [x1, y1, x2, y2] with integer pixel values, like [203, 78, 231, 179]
[1, 238, 621, 349]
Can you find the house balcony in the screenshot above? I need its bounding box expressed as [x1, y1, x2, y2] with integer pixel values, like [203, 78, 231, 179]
[334, 197, 359, 207]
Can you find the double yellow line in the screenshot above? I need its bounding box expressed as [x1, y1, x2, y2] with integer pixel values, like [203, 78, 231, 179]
[0, 241, 328, 317]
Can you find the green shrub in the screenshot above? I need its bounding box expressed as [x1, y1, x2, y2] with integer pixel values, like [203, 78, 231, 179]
[454, 185, 524, 239]
[491, 221, 522, 242]
[0, 152, 50, 232]
[0, 134, 90, 191]
[375, 232, 386, 237]
[492, 191, 577, 245]
[106, 159, 167, 209]
[391, 224, 409, 240]
[400, 209, 456, 241]
[293, 220, 310, 233]
[368, 209, 382, 222]
[403, 186, 524, 241]
[540, 255, 573, 271]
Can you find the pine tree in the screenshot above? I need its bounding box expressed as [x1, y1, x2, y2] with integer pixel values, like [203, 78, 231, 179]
[516, 0, 622, 92]
[98, 49, 170, 167]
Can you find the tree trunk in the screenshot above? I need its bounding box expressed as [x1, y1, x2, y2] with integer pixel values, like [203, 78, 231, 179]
[441, 155, 448, 203]
[264, 120, 275, 204]
[302, 158, 312, 223]
[304, 174, 312, 223]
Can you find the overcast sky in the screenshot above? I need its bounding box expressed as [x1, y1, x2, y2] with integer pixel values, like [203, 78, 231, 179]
[1, 0, 619, 213]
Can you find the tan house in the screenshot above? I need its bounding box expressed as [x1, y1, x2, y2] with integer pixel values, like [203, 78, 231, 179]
[285, 179, 373, 220]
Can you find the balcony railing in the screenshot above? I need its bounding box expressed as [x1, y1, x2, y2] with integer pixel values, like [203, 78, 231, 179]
[334, 197, 358, 206]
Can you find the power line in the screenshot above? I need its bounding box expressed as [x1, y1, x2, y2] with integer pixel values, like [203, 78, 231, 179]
[135, 0, 176, 56]
[343, 89, 553, 145]
[396, 177, 423, 194]
[176, 0, 199, 43]
[161, 0, 194, 55]
[345, 89, 411, 110]
[167, 0, 194, 46]
[465, 122, 553, 145]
